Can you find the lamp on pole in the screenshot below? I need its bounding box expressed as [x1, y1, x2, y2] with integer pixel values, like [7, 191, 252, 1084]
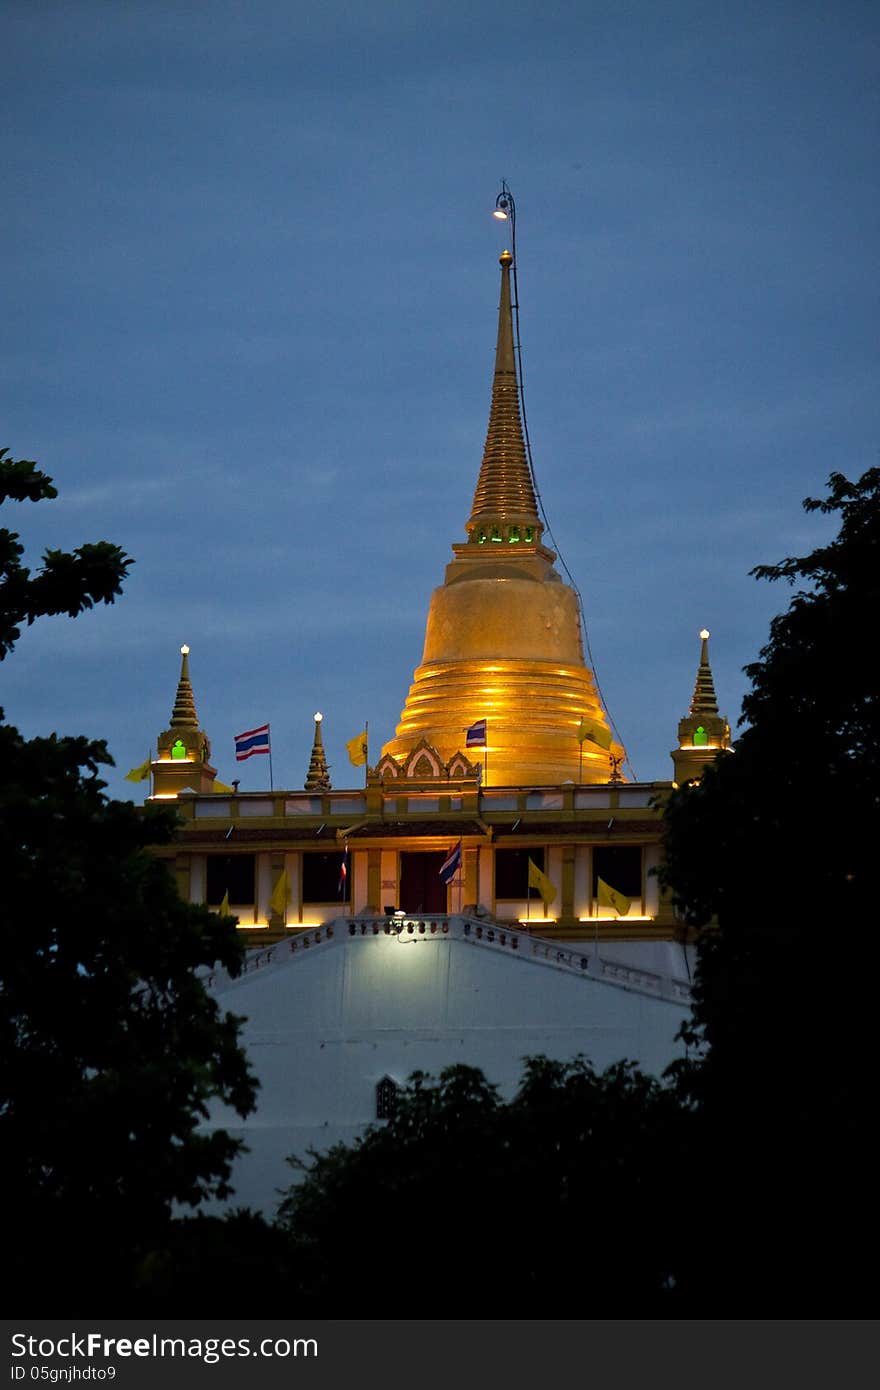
[492, 179, 517, 259]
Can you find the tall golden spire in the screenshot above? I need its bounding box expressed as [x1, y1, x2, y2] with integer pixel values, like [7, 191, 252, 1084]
[381, 252, 620, 786]
[465, 250, 542, 547]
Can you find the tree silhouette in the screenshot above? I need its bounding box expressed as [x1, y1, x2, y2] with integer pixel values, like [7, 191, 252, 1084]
[662, 468, 879, 1313]
[0, 448, 257, 1312]
[276, 1059, 687, 1315]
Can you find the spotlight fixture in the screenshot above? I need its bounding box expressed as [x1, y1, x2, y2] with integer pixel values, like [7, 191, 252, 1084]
[493, 179, 514, 224]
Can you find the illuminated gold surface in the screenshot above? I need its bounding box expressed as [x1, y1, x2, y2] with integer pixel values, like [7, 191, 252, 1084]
[383, 252, 619, 786]
[384, 613, 622, 785]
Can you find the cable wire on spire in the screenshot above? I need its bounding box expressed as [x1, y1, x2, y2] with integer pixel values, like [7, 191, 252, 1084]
[492, 181, 637, 780]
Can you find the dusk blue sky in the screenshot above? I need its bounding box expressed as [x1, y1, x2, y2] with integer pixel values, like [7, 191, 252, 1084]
[3, 0, 878, 796]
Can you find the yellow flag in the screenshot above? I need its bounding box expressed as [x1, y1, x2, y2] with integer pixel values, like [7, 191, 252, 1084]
[219, 891, 231, 918]
[269, 869, 291, 917]
[576, 717, 612, 750]
[346, 729, 368, 767]
[527, 857, 557, 905]
[211, 780, 235, 794]
[597, 877, 631, 917]
[124, 757, 152, 782]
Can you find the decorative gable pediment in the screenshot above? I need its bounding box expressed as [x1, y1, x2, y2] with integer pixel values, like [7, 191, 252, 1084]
[370, 742, 481, 788]
[445, 751, 480, 779]
[373, 754, 401, 780]
[403, 741, 442, 779]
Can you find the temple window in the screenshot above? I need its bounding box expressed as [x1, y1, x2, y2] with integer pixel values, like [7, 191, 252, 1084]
[524, 526, 534, 543]
[592, 846, 642, 913]
[693, 726, 708, 746]
[171, 739, 187, 760]
[490, 527, 502, 543]
[495, 847, 545, 900]
[303, 852, 350, 904]
[508, 526, 521, 544]
[206, 853, 255, 909]
[477, 529, 487, 545]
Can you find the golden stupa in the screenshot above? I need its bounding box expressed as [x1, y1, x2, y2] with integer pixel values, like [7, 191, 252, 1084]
[382, 249, 622, 786]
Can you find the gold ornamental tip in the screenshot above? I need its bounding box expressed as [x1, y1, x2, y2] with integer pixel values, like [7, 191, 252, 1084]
[180, 644, 190, 655]
[499, 249, 513, 264]
[699, 629, 710, 641]
[314, 711, 323, 723]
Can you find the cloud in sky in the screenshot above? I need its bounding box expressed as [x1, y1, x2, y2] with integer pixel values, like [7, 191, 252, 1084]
[3, 0, 878, 795]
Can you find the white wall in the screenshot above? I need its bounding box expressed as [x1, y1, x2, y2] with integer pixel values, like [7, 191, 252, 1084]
[204, 926, 691, 1215]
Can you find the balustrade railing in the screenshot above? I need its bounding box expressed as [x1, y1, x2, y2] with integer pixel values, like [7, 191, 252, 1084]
[204, 914, 691, 1003]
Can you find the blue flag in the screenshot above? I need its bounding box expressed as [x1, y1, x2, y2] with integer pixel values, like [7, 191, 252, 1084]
[466, 719, 487, 748]
[234, 723, 270, 761]
[439, 841, 462, 885]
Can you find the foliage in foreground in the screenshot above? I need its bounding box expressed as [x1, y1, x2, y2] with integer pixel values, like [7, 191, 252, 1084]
[660, 468, 879, 1312]
[1, 449, 257, 1310]
[272, 1059, 692, 1315]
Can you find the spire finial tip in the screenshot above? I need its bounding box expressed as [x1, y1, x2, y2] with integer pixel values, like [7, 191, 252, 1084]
[699, 629, 710, 641]
[499, 248, 513, 266]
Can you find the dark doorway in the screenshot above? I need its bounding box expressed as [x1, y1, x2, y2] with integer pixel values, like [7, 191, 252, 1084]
[399, 851, 448, 914]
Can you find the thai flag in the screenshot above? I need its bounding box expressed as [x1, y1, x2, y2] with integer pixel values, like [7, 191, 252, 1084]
[234, 723, 271, 761]
[466, 718, 487, 748]
[439, 840, 462, 885]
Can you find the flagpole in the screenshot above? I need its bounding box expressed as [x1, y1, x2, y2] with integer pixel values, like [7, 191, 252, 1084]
[268, 724, 274, 792]
[475, 846, 480, 915]
[364, 721, 369, 789]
